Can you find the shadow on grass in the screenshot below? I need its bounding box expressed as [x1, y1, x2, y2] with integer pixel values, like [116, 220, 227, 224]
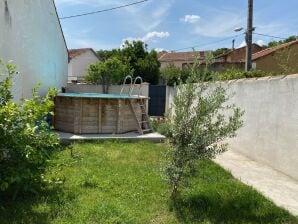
[0, 185, 75, 224]
[173, 193, 296, 224]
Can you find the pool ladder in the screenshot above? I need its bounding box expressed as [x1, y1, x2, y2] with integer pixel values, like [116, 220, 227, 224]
[120, 76, 152, 134]
[120, 75, 143, 97]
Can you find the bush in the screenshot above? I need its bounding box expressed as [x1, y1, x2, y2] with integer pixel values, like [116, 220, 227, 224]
[215, 69, 269, 81]
[0, 60, 60, 197]
[150, 117, 167, 135]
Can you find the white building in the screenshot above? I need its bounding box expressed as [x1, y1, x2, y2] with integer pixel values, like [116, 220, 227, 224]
[0, 0, 68, 101]
[68, 48, 100, 83]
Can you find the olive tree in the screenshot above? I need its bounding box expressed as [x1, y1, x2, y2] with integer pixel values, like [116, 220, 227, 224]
[164, 69, 244, 200]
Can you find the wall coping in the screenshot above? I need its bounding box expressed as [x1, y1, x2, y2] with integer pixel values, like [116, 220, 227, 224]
[223, 73, 298, 84]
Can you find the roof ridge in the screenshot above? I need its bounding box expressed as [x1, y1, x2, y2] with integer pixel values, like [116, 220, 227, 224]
[252, 39, 298, 60]
[256, 39, 298, 54]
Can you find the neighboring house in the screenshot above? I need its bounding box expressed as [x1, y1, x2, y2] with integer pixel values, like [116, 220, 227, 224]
[158, 45, 263, 73]
[0, 0, 68, 102]
[68, 48, 100, 83]
[158, 51, 210, 69]
[216, 44, 263, 63]
[252, 40, 298, 74]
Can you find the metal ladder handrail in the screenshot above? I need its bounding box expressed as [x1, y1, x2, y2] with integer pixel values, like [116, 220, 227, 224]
[130, 76, 143, 97]
[120, 75, 133, 95]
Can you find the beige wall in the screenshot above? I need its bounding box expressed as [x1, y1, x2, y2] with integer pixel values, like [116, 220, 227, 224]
[167, 75, 298, 181]
[255, 44, 298, 75]
[0, 0, 68, 102]
[68, 50, 99, 82]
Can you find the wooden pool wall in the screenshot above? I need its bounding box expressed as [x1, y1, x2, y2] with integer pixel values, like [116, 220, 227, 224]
[54, 97, 144, 134]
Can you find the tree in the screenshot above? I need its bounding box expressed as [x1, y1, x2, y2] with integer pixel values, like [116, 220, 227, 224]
[160, 64, 182, 86]
[85, 57, 133, 93]
[96, 40, 161, 84]
[135, 50, 160, 84]
[96, 49, 120, 61]
[164, 67, 244, 200]
[265, 35, 298, 48]
[212, 48, 229, 57]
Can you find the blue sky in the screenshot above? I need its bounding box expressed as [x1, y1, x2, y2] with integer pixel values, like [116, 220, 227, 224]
[55, 0, 298, 52]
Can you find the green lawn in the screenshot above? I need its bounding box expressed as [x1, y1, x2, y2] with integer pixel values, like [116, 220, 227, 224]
[1, 141, 297, 224]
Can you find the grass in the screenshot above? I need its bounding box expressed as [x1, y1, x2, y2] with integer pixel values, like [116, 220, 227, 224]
[0, 141, 297, 224]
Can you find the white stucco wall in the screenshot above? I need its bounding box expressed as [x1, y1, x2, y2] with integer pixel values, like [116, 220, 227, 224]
[0, 0, 68, 101]
[167, 75, 298, 181]
[68, 50, 99, 82]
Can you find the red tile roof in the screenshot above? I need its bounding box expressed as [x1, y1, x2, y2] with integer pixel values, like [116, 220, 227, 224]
[158, 51, 209, 62]
[68, 48, 98, 60]
[253, 40, 298, 60]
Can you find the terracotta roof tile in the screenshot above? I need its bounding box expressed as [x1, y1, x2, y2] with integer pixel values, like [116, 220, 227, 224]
[253, 40, 298, 60]
[158, 51, 209, 62]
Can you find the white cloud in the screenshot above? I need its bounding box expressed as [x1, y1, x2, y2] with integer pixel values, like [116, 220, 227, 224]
[239, 41, 246, 48]
[142, 31, 170, 42]
[122, 31, 170, 46]
[238, 39, 265, 48]
[154, 48, 167, 52]
[181, 15, 200, 24]
[256, 39, 265, 46]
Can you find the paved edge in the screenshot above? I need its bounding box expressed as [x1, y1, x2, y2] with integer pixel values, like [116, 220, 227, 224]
[56, 131, 166, 144]
[214, 150, 298, 216]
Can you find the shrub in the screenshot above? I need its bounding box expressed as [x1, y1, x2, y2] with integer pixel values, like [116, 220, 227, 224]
[215, 68, 269, 81]
[0, 60, 60, 197]
[160, 64, 182, 86]
[164, 65, 244, 200]
[150, 117, 167, 135]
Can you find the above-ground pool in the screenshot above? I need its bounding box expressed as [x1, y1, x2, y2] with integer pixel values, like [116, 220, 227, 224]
[54, 93, 150, 134]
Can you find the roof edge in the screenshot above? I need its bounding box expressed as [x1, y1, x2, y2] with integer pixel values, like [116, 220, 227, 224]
[52, 0, 69, 59]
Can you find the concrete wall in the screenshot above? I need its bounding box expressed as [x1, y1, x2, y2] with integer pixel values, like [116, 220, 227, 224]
[166, 75, 298, 181]
[68, 50, 99, 82]
[0, 0, 68, 102]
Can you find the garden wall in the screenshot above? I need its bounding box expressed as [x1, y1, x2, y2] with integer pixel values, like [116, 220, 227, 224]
[167, 74, 298, 181]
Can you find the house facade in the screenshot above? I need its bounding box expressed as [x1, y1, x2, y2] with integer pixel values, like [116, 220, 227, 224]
[158, 51, 209, 69]
[68, 48, 100, 83]
[158, 45, 263, 73]
[252, 40, 298, 74]
[216, 44, 263, 63]
[0, 0, 68, 102]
